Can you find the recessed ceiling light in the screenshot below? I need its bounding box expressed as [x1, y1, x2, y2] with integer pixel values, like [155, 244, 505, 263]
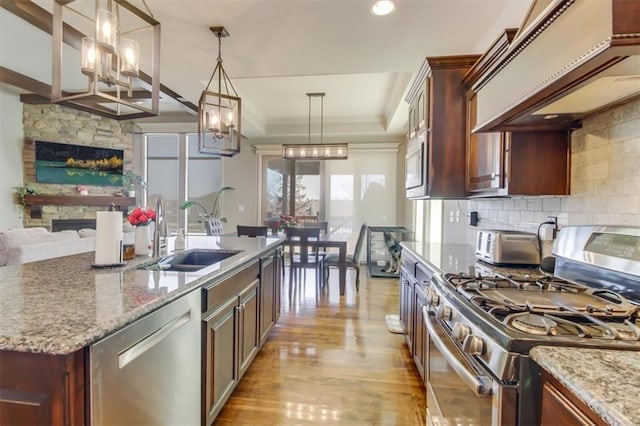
[371, 0, 396, 16]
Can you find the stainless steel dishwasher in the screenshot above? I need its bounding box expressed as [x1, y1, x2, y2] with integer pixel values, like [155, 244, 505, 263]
[90, 289, 200, 425]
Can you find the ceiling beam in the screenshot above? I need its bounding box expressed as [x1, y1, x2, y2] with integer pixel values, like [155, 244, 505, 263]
[0, 66, 54, 98]
[0, 0, 198, 116]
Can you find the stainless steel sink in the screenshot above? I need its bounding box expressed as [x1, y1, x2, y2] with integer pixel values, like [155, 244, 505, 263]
[138, 249, 242, 272]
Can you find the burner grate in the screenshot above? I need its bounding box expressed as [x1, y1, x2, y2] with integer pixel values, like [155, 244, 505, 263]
[445, 272, 640, 340]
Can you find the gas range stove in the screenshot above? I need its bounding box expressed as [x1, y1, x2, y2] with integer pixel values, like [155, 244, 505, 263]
[428, 226, 640, 378]
[424, 226, 640, 425]
[446, 272, 640, 340]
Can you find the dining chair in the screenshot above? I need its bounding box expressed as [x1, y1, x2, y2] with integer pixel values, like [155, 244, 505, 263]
[297, 214, 319, 224]
[237, 225, 269, 237]
[285, 227, 322, 288]
[323, 223, 367, 291]
[301, 221, 328, 234]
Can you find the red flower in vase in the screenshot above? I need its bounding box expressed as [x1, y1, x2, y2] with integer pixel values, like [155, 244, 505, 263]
[127, 207, 156, 226]
[278, 214, 299, 230]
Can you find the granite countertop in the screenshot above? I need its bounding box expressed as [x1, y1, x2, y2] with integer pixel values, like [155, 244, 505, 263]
[400, 241, 545, 279]
[0, 235, 282, 355]
[531, 346, 640, 426]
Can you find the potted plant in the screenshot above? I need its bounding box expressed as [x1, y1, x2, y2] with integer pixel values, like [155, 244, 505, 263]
[14, 183, 39, 204]
[180, 186, 234, 235]
[122, 170, 147, 197]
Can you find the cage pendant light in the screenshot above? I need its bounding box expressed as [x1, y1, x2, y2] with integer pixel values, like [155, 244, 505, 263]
[52, 0, 160, 120]
[198, 26, 241, 157]
[282, 93, 348, 160]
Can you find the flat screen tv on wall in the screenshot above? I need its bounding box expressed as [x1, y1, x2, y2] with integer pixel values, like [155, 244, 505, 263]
[35, 140, 124, 186]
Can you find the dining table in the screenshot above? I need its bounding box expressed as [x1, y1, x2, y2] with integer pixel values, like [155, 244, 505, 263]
[316, 234, 348, 296]
[276, 230, 349, 296]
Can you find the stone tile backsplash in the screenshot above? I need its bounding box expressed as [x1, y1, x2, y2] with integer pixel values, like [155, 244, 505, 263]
[467, 98, 640, 246]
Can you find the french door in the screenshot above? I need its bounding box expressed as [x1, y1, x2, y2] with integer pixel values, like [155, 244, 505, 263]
[261, 157, 324, 224]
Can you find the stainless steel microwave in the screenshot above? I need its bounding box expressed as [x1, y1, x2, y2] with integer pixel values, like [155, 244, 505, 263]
[405, 130, 427, 198]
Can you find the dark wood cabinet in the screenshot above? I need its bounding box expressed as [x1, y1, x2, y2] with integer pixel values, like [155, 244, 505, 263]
[274, 247, 282, 321]
[400, 269, 414, 355]
[238, 279, 260, 379]
[405, 55, 480, 199]
[203, 296, 238, 426]
[407, 78, 428, 140]
[202, 260, 261, 425]
[259, 254, 276, 346]
[0, 350, 86, 426]
[539, 369, 606, 426]
[412, 281, 427, 381]
[466, 91, 504, 192]
[201, 247, 282, 425]
[464, 30, 570, 197]
[399, 250, 432, 385]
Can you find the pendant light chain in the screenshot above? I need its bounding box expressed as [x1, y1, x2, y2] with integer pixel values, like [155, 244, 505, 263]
[307, 92, 325, 144]
[217, 34, 222, 95]
[308, 94, 312, 144]
[320, 94, 324, 144]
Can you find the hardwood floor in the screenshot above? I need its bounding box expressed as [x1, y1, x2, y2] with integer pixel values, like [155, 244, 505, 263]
[213, 268, 426, 425]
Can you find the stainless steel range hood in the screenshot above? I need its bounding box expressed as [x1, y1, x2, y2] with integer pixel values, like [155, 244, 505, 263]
[473, 0, 640, 132]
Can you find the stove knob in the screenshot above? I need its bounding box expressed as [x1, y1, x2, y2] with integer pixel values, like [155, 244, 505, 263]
[436, 304, 452, 321]
[428, 290, 440, 306]
[462, 335, 484, 356]
[452, 322, 471, 343]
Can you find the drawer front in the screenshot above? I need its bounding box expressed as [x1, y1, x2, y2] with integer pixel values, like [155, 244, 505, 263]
[401, 250, 418, 276]
[202, 261, 260, 313]
[416, 262, 434, 284]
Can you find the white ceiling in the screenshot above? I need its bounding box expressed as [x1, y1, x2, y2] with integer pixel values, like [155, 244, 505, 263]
[1, 0, 532, 143]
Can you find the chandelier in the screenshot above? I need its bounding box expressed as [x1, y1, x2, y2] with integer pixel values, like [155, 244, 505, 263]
[282, 93, 348, 160]
[52, 0, 160, 119]
[198, 26, 241, 157]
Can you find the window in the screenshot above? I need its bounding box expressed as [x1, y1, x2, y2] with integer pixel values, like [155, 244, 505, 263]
[144, 134, 222, 235]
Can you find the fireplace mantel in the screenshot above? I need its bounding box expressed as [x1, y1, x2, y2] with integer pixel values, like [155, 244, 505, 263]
[22, 195, 135, 218]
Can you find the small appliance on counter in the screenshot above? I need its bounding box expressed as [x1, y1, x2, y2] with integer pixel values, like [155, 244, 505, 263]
[475, 229, 539, 266]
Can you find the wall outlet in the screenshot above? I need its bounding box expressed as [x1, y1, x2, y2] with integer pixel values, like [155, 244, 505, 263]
[540, 225, 555, 241]
[546, 216, 558, 237]
[469, 211, 478, 227]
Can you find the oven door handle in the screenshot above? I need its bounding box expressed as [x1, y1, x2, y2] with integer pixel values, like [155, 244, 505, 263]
[423, 306, 493, 396]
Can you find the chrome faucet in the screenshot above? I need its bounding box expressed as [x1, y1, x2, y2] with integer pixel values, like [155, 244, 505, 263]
[153, 195, 168, 257]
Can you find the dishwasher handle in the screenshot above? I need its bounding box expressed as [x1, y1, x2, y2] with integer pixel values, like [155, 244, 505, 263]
[422, 306, 493, 396]
[118, 309, 192, 369]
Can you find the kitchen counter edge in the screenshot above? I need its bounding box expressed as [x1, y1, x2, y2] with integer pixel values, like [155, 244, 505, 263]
[530, 345, 640, 426]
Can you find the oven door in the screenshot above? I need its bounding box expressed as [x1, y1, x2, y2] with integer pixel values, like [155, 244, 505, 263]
[423, 306, 516, 426]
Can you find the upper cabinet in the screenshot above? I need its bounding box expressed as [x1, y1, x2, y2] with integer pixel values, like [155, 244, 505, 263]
[405, 55, 479, 199]
[472, 0, 640, 132]
[464, 30, 570, 197]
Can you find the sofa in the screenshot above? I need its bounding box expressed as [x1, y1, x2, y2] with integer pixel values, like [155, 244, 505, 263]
[0, 227, 96, 266]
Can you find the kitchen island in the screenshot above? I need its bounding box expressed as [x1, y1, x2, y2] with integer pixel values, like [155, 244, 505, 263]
[0, 235, 283, 425]
[531, 346, 640, 426]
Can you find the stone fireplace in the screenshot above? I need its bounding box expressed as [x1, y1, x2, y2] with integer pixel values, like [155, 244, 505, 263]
[21, 104, 139, 229]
